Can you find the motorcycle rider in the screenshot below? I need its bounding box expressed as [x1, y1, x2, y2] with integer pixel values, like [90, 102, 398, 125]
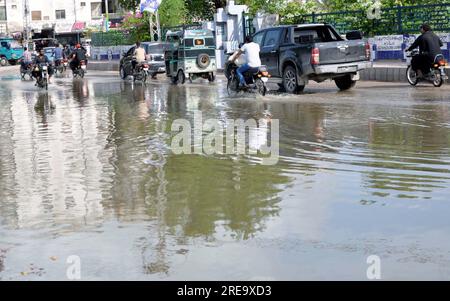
[63, 45, 71, 59]
[69, 43, 87, 74]
[405, 24, 443, 78]
[231, 35, 261, 87]
[54, 44, 64, 68]
[21, 47, 33, 70]
[132, 41, 146, 72]
[32, 48, 53, 84]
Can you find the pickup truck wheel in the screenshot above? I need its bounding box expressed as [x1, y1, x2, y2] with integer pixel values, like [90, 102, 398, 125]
[283, 66, 298, 94]
[335, 75, 356, 90]
[0, 57, 7, 66]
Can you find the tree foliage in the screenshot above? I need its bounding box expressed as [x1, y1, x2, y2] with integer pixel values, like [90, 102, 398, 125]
[118, 0, 446, 35]
[118, 0, 187, 28]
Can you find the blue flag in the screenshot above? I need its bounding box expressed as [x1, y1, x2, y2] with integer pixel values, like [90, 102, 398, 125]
[140, 0, 162, 13]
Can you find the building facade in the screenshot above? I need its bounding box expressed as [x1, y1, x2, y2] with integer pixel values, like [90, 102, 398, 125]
[0, 0, 124, 41]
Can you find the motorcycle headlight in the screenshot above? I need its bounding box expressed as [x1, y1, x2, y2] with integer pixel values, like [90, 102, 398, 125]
[42, 66, 48, 70]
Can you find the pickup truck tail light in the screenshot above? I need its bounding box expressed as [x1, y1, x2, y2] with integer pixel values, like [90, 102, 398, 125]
[311, 47, 320, 65]
[365, 43, 371, 60]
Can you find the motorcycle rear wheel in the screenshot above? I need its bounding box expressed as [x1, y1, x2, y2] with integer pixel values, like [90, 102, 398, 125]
[432, 71, 443, 87]
[255, 78, 267, 96]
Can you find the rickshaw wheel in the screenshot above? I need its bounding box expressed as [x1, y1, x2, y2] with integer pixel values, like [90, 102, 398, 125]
[177, 70, 185, 84]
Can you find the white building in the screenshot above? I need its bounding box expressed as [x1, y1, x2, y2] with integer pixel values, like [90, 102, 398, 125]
[0, 0, 123, 40]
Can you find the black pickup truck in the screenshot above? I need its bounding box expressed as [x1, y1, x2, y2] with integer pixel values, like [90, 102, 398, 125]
[253, 23, 372, 93]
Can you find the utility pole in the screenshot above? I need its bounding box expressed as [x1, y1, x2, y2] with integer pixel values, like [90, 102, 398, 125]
[104, 0, 109, 32]
[73, 0, 77, 21]
[23, 0, 29, 44]
[4, 0, 9, 35]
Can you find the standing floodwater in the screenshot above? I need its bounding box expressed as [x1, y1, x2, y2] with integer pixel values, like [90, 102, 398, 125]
[1, 72, 450, 280]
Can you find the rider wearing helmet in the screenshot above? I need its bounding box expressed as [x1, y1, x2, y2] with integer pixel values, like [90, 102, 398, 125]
[70, 43, 87, 73]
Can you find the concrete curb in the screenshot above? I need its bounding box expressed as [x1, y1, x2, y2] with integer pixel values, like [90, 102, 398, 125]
[89, 61, 120, 72]
[360, 66, 450, 83]
[86, 60, 450, 83]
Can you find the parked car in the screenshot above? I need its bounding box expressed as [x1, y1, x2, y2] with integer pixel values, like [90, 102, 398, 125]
[142, 42, 170, 78]
[119, 46, 136, 79]
[120, 42, 171, 79]
[241, 24, 372, 93]
[0, 38, 23, 66]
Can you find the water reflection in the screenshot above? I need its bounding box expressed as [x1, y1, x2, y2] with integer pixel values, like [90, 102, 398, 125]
[34, 93, 55, 121]
[1, 78, 450, 279]
[364, 104, 450, 202]
[72, 79, 90, 103]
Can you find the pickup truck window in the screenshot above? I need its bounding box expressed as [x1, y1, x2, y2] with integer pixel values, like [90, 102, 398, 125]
[252, 31, 265, 46]
[294, 26, 343, 44]
[263, 30, 281, 47]
[282, 29, 290, 44]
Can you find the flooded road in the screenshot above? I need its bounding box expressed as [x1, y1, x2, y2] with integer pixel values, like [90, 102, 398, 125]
[1, 71, 450, 280]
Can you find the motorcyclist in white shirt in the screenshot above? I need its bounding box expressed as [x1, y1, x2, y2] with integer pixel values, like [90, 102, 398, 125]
[231, 35, 261, 87]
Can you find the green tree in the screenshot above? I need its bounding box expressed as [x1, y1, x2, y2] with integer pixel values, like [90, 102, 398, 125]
[184, 0, 227, 22]
[118, 0, 140, 11]
[118, 0, 187, 27]
[159, 0, 187, 26]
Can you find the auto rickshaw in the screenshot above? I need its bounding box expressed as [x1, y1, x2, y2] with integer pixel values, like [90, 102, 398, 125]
[164, 28, 217, 84]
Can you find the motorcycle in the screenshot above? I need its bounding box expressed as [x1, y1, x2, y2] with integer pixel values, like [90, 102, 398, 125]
[20, 62, 34, 80]
[226, 61, 270, 96]
[73, 60, 87, 78]
[133, 61, 149, 83]
[406, 49, 448, 87]
[34, 63, 49, 90]
[55, 58, 68, 74]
